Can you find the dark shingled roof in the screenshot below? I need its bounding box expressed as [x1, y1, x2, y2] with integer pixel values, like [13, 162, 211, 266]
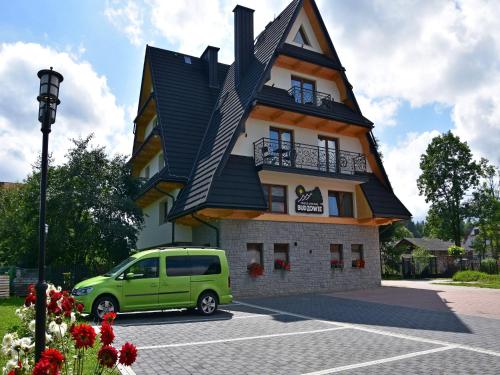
[279, 43, 343, 71]
[168, 0, 303, 219]
[359, 175, 411, 219]
[398, 238, 454, 252]
[256, 85, 373, 127]
[148, 47, 230, 179]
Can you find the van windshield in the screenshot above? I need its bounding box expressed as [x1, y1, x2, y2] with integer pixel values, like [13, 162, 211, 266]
[103, 257, 135, 276]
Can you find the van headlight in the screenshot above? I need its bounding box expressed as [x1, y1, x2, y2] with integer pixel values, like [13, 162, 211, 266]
[72, 287, 94, 296]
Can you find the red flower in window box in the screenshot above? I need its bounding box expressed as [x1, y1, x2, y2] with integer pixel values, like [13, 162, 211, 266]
[330, 259, 343, 269]
[274, 259, 291, 271]
[247, 263, 264, 277]
[353, 259, 365, 268]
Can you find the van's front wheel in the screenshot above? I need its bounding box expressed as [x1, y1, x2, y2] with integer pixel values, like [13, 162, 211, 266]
[197, 291, 218, 315]
[92, 295, 118, 320]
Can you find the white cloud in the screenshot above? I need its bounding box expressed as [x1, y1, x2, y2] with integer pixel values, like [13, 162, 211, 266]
[357, 95, 401, 129]
[381, 130, 441, 220]
[0, 42, 132, 182]
[104, 0, 144, 46]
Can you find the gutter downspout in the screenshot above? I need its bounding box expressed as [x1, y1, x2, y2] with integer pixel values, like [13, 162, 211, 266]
[154, 186, 176, 244]
[191, 214, 220, 248]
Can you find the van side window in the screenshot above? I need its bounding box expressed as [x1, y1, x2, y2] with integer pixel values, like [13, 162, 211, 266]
[191, 256, 221, 275]
[165, 255, 222, 276]
[165, 256, 191, 277]
[126, 258, 159, 279]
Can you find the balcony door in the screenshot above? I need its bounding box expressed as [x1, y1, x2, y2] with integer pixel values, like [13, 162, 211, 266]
[318, 136, 338, 173]
[291, 76, 315, 105]
[270, 128, 293, 167]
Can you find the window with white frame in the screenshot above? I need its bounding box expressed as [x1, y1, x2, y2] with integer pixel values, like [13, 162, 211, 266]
[158, 199, 168, 225]
[351, 244, 364, 268]
[330, 244, 343, 269]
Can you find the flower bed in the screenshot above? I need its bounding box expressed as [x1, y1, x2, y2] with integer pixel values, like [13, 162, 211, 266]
[247, 263, 264, 278]
[1, 284, 137, 374]
[274, 259, 291, 271]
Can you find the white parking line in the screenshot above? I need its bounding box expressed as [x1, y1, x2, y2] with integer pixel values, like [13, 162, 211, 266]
[117, 312, 282, 327]
[235, 301, 500, 358]
[137, 326, 348, 350]
[301, 345, 458, 374]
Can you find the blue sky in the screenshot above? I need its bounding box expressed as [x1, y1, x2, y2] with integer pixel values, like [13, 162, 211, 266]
[0, 0, 498, 220]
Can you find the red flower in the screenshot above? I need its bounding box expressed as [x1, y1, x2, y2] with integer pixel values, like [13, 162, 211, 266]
[102, 312, 117, 324]
[24, 293, 36, 307]
[118, 342, 137, 366]
[98, 345, 118, 368]
[100, 321, 115, 345]
[47, 300, 61, 316]
[41, 348, 64, 372]
[75, 303, 84, 313]
[248, 263, 264, 277]
[71, 323, 96, 349]
[32, 359, 53, 375]
[61, 297, 73, 313]
[274, 259, 290, 271]
[49, 290, 62, 302]
[27, 284, 36, 295]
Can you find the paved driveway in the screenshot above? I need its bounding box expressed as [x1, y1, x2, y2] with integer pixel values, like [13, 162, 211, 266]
[113, 282, 500, 374]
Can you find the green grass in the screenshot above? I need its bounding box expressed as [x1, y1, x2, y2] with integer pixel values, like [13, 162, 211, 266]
[435, 271, 500, 289]
[0, 297, 119, 374]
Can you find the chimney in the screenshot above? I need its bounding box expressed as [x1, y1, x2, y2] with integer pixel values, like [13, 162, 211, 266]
[201, 46, 220, 88]
[233, 5, 254, 84]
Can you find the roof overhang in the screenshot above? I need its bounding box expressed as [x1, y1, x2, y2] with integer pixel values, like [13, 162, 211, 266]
[135, 173, 186, 208]
[130, 128, 162, 177]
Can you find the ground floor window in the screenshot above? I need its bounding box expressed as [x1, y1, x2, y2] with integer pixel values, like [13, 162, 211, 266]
[330, 244, 343, 269]
[351, 244, 365, 268]
[274, 244, 290, 270]
[328, 191, 354, 217]
[247, 243, 264, 277]
[262, 184, 287, 213]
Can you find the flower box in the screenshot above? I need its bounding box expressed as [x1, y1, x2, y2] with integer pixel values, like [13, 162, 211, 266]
[330, 260, 343, 269]
[352, 259, 365, 269]
[247, 263, 264, 278]
[274, 259, 291, 271]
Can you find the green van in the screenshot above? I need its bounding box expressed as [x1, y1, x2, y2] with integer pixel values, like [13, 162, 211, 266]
[72, 248, 232, 319]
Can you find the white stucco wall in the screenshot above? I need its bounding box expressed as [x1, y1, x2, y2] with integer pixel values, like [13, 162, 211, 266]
[285, 8, 323, 53]
[265, 66, 341, 103]
[140, 150, 164, 178]
[232, 118, 371, 173]
[259, 170, 360, 218]
[136, 188, 193, 249]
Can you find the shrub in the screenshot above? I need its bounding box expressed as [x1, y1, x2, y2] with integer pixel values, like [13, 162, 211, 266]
[452, 270, 486, 282]
[480, 258, 498, 275]
[448, 245, 465, 258]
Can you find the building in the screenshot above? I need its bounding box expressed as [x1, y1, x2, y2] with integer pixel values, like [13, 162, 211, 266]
[395, 237, 454, 275]
[129, 0, 411, 296]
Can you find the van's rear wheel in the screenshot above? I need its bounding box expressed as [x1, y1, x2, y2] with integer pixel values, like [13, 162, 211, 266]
[92, 295, 118, 320]
[197, 291, 218, 315]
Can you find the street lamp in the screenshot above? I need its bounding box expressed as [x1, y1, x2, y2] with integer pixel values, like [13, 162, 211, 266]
[35, 67, 63, 361]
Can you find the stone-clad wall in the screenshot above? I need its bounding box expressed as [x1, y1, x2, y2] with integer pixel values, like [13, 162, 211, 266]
[218, 219, 381, 297]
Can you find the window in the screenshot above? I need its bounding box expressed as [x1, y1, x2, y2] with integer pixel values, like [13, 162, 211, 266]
[183, 56, 192, 64]
[351, 244, 364, 268]
[328, 191, 354, 217]
[269, 128, 294, 167]
[247, 243, 263, 266]
[318, 136, 338, 173]
[274, 244, 289, 270]
[159, 199, 169, 225]
[263, 184, 287, 213]
[293, 26, 310, 46]
[166, 256, 190, 277]
[190, 256, 221, 275]
[330, 244, 343, 269]
[125, 258, 159, 279]
[165, 255, 221, 277]
[158, 153, 165, 171]
[291, 76, 315, 104]
[144, 165, 150, 179]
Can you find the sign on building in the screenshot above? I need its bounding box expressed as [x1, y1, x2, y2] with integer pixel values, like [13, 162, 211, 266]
[295, 185, 323, 214]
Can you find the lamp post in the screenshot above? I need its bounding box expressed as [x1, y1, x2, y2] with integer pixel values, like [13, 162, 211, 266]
[35, 67, 63, 361]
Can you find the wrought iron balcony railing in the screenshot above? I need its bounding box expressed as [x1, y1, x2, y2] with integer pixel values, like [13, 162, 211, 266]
[288, 86, 334, 109]
[254, 138, 367, 175]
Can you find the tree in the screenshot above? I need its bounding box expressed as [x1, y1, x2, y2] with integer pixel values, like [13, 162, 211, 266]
[467, 166, 500, 258]
[380, 221, 412, 274]
[417, 131, 484, 246]
[448, 245, 465, 258]
[0, 136, 144, 280]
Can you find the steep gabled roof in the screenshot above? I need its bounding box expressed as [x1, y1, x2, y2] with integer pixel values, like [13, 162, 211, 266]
[147, 47, 230, 179]
[398, 238, 454, 252]
[360, 175, 411, 219]
[169, 0, 303, 219]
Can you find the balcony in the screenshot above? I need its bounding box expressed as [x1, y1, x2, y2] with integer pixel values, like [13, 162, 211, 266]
[288, 86, 335, 110]
[254, 138, 367, 179]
